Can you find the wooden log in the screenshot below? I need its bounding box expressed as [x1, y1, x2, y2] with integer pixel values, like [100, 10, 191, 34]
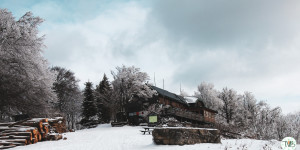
[1, 132, 32, 137]
[37, 132, 42, 141]
[0, 138, 29, 146]
[41, 118, 48, 123]
[22, 128, 38, 143]
[1, 139, 27, 145]
[27, 118, 48, 123]
[1, 132, 32, 142]
[31, 138, 38, 144]
[21, 118, 50, 141]
[47, 134, 63, 141]
[25, 118, 48, 130]
[0, 136, 31, 141]
[48, 117, 67, 133]
[37, 127, 44, 137]
[0, 123, 15, 127]
[40, 131, 47, 141]
[0, 137, 30, 142]
[40, 132, 45, 141]
[0, 117, 67, 146]
[0, 127, 14, 132]
[7, 142, 25, 146]
[30, 129, 38, 144]
[1, 142, 25, 146]
[42, 122, 49, 134]
[8, 135, 32, 141]
[8, 118, 31, 127]
[21, 122, 43, 130]
[1, 129, 19, 133]
[0, 145, 17, 149]
[0, 118, 56, 147]
[0, 141, 15, 146]
[1, 126, 36, 133]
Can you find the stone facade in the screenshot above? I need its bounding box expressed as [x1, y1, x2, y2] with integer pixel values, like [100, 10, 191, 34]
[152, 128, 220, 145]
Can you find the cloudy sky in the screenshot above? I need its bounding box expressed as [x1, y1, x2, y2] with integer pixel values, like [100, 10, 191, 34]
[2, 0, 300, 113]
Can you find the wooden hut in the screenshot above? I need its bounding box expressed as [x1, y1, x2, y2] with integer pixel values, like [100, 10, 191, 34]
[126, 85, 218, 126]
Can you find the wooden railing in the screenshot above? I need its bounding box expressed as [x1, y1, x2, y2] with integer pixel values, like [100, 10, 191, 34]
[165, 108, 204, 122]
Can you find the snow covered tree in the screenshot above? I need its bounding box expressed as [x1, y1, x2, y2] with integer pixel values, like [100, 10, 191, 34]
[218, 87, 240, 125]
[253, 101, 281, 140]
[240, 92, 257, 128]
[51, 66, 82, 129]
[283, 112, 300, 143]
[244, 105, 297, 140]
[194, 82, 221, 110]
[95, 74, 112, 123]
[179, 89, 189, 97]
[81, 82, 97, 126]
[193, 82, 300, 141]
[0, 9, 56, 120]
[111, 65, 156, 115]
[276, 115, 289, 140]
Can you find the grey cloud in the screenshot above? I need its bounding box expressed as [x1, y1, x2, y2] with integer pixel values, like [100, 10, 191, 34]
[146, 0, 300, 98]
[15, 0, 300, 113]
[151, 0, 300, 50]
[43, 28, 93, 68]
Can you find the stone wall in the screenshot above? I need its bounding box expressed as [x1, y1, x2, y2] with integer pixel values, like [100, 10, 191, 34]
[152, 128, 220, 145]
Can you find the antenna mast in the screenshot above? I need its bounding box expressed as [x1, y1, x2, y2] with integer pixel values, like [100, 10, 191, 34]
[154, 72, 156, 86]
[180, 83, 182, 93]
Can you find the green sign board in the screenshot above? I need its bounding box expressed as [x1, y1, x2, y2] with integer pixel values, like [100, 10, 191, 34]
[149, 116, 157, 123]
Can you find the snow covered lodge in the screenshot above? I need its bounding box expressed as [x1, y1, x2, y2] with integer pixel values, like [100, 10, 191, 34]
[126, 86, 218, 126]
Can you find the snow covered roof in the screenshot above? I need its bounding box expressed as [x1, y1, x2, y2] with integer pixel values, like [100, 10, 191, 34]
[184, 96, 198, 103]
[151, 86, 187, 105]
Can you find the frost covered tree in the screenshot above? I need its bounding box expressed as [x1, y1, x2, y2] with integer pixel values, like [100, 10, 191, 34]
[192, 82, 300, 141]
[275, 115, 289, 140]
[218, 87, 240, 125]
[242, 106, 299, 141]
[283, 112, 300, 143]
[253, 101, 281, 140]
[194, 82, 221, 110]
[111, 65, 156, 115]
[0, 9, 56, 120]
[95, 74, 112, 123]
[81, 82, 97, 126]
[240, 92, 257, 128]
[179, 90, 189, 97]
[51, 66, 82, 129]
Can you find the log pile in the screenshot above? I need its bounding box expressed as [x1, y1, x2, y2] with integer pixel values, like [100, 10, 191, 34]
[48, 117, 67, 133]
[0, 117, 66, 149]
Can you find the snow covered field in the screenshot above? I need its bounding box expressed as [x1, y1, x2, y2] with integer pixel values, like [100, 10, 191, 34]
[12, 124, 298, 150]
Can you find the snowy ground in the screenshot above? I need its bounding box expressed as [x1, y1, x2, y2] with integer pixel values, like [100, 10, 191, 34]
[12, 124, 299, 150]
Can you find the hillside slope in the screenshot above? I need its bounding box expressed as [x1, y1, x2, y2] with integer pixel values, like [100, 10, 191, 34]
[12, 124, 292, 150]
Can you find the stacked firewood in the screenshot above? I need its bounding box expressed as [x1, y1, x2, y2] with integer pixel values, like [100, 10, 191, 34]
[0, 117, 66, 149]
[48, 117, 67, 134]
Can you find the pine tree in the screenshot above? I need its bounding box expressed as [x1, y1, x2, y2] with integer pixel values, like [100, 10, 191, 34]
[95, 74, 112, 123]
[81, 82, 97, 126]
